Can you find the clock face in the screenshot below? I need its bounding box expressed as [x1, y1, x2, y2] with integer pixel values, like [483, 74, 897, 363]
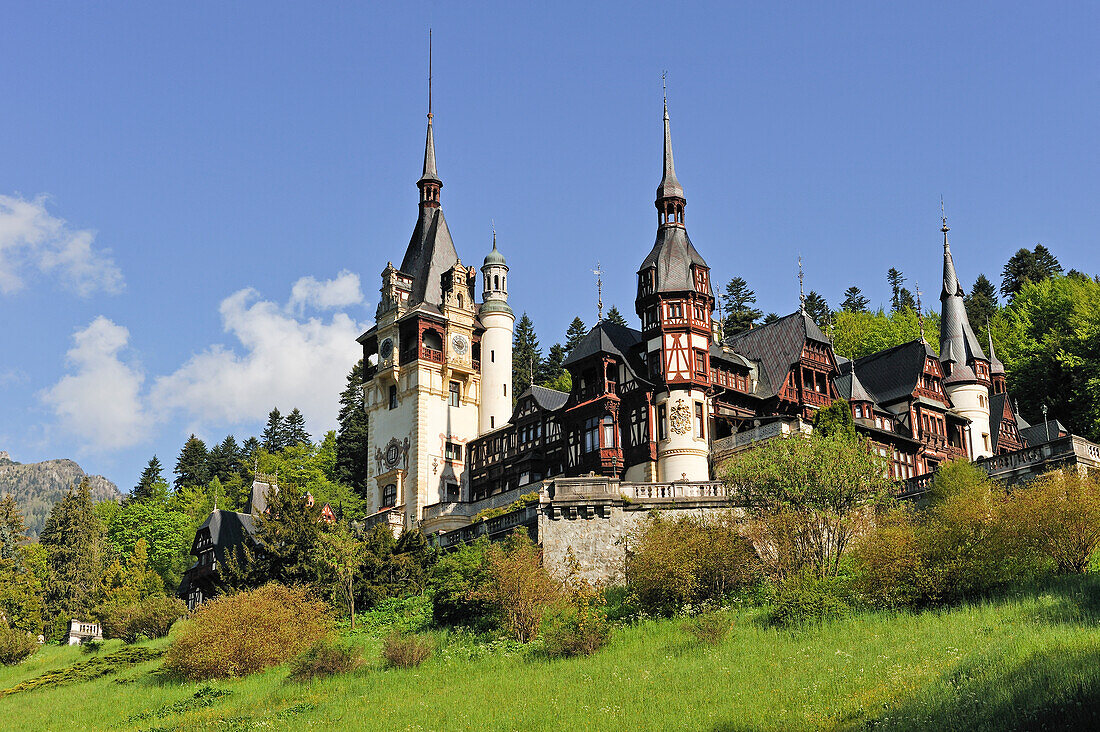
[379, 338, 394, 360]
[451, 333, 469, 355]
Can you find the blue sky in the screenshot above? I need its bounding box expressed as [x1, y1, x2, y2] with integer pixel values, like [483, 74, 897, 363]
[2, 2, 1098, 491]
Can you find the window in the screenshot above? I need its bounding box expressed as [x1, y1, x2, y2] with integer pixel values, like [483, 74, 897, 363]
[449, 381, 461, 407]
[694, 349, 707, 378]
[446, 483, 460, 501]
[657, 404, 668, 440]
[382, 484, 397, 508]
[388, 385, 398, 410]
[602, 415, 615, 448]
[503, 384, 508, 397]
[650, 351, 662, 378]
[584, 417, 600, 453]
[490, 416, 495, 429]
[445, 442, 462, 461]
[694, 402, 705, 438]
[491, 350, 495, 363]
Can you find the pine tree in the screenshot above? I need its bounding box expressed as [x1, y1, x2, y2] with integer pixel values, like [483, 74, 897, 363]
[0, 494, 25, 564]
[174, 435, 210, 490]
[965, 274, 999, 336]
[512, 313, 542, 398]
[605, 306, 628, 328]
[887, 268, 906, 311]
[241, 437, 261, 467]
[262, 408, 286, 452]
[284, 408, 311, 447]
[897, 287, 916, 312]
[39, 479, 104, 617]
[804, 291, 830, 328]
[208, 436, 243, 483]
[1002, 244, 1063, 299]
[841, 286, 870, 313]
[336, 360, 371, 495]
[539, 343, 568, 388]
[721, 277, 763, 339]
[131, 456, 165, 503]
[762, 313, 780, 325]
[565, 317, 588, 354]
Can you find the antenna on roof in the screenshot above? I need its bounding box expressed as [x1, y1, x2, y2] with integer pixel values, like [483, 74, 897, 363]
[593, 261, 604, 321]
[916, 282, 926, 342]
[798, 255, 806, 313]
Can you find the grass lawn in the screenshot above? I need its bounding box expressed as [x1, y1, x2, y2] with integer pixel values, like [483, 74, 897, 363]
[3, 574, 1100, 731]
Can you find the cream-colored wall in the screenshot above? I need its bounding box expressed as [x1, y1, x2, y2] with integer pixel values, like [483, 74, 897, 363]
[479, 310, 514, 435]
[655, 388, 710, 481]
[947, 382, 993, 459]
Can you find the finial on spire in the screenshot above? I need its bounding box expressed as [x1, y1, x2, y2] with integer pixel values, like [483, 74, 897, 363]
[593, 261, 604, 321]
[491, 218, 496, 249]
[656, 71, 684, 206]
[428, 28, 433, 121]
[916, 282, 926, 342]
[940, 195, 949, 234]
[662, 70, 668, 116]
[798, 255, 806, 313]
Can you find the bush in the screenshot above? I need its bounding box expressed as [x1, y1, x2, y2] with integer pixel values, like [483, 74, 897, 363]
[164, 583, 332, 680]
[770, 574, 852, 625]
[626, 513, 761, 614]
[382, 632, 432, 668]
[1003, 470, 1100, 573]
[288, 636, 361, 681]
[682, 612, 732, 646]
[427, 537, 495, 629]
[80, 639, 104, 654]
[543, 600, 610, 658]
[474, 530, 563, 642]
[101, 595, 187, 643]
[0, 623, 37, 665]
[851, 504, 931, 608]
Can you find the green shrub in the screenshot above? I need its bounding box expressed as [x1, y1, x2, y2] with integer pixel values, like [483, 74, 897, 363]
[80, 639, 104, 654]
[382, 632, 432, 668]
[288, 636, 361, 681]
[852, 505, 931, 608]
[543, 601, 610, 658]
[682, 612, 732, 646]
[101, 595, 187, 643]
[626, 513, 761, 614]
[164, 583, 332, 680]
[770, 574, 852, 625]
[0, 623, 37, 665]
[1002, 470, 1100, 573]
[474, 530, 563, 643]
[428, 537, 495, 629]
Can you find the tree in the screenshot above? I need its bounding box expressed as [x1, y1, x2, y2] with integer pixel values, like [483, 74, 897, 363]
[1003, 470, 1100, 573]
[262, 408, 287, 453]
[803, 291, 830, 328]
[241, 437, 261, 468]
[39, 480, 105, 620]
[1002, 244, 1063, 300]
[132, 456, 165, 503]
[887, 268, 906, 311]
[539, 343, 572, 393]
[208, 437, 243, 484]
[565, 317, 588, 354]
[106, 500, 193, 588]
[722, 277, 763, 338]
[174, 435, 210, 490]
[284, 408, 311, 447]
[233, 482, 323, 589]
[474, 529, 562, 642]
[840, 286, 870, 313]
[897, 287, 916, 311]
[336, 360, 371, 495]
[99, 537, 163, 609]
[724, 432, 890, 579]
[0, 494, 25, 564]
[763, 312, 780, 325]
[512, 313, 542, 398]
[831, 307, 941, 360]
[965, 274, 999, 336]
[992, 274, 1100, 441]
[604, 306, 628, 328]
[314, 523, 368, 628]
[813, 398, 857, 439]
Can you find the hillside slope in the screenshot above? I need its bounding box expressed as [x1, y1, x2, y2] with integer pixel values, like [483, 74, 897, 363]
[0, 451, 121, 538]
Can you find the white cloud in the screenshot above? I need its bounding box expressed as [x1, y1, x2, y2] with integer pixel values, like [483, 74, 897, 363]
[0, 193, 124, 296]
[288, 269, 365, 312]
[150, 284, 366, 436]
[40, 317, 151, 451]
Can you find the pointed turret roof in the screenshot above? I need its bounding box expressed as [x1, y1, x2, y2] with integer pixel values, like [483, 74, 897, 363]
[656, 95, 684, 201]
[418, 115, 440, 185]
[987, 329, 1005, 376]
[937, 213, 987, 382]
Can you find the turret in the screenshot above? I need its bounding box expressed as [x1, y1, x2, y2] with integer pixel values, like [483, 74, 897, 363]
[479, 231, 514, 434]
[937, 208, 993, 458]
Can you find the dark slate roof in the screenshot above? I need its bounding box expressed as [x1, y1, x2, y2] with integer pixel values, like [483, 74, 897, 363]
[419, 117, 440, 184]
[245, 477, 275, 516]
[524, 385, 569, 412]
[563, 320, 644, 370]
[725, 311, 830, 400]
[709, 343, 752, 369]
[850, 339, 939, 406]
[939, 236, 987, 382]
[987, 331, 1005, 376]
[639, 225, 708, 294]
[656, 104, 684, 201]
[989, 392, 1011, 452]
[191, 509, 259, 563]
[1020, 418, 1068, 446]
[400, 207, 459, 307]
[835, 369, 876, 404]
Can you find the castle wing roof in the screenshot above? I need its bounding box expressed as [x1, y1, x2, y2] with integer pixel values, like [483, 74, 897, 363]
[399, 207, 459, 307]
[724, 311, 830, 399]
[851, 339, 938, 406]
[638, 226, 708, 293]
[563, 320, 645, 372]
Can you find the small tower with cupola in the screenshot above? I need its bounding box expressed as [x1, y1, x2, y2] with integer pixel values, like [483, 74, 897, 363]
[479, 233, 514, 434]
[634, 90, 715, 482]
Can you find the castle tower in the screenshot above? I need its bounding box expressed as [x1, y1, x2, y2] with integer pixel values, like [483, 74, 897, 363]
[479, 232, 514, 433]
[634, 91, 714, 482]
[938, 211, 993, 459]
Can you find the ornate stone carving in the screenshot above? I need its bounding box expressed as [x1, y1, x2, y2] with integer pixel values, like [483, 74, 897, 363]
[669, 398, 692, 435]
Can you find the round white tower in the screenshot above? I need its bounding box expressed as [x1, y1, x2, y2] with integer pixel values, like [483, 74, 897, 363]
[479, 237, 514, 434]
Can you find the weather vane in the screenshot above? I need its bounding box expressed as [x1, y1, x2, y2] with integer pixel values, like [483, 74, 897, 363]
[593, 261, 604, 321]
[798, 255, 806, 313]
[916, 282, 925, 342]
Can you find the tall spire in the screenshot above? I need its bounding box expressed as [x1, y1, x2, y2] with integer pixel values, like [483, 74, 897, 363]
[418, 30, 441, 200]
[798, 255, 806, 313]
[940, 197, 960, 298]
[938, 200, 988, 377]
[916, 282, 926, 342]
[656, 72, 685, 221]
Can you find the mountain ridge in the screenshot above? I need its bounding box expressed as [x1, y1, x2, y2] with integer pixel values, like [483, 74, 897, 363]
[0, 451, 121, 538]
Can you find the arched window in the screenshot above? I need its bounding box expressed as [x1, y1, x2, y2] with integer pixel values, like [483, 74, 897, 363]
[422, 329, 443, 351]
[494, 274, 499, 290]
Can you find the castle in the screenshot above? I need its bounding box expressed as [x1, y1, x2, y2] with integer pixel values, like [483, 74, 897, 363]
[354, 81, 1098, 579]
